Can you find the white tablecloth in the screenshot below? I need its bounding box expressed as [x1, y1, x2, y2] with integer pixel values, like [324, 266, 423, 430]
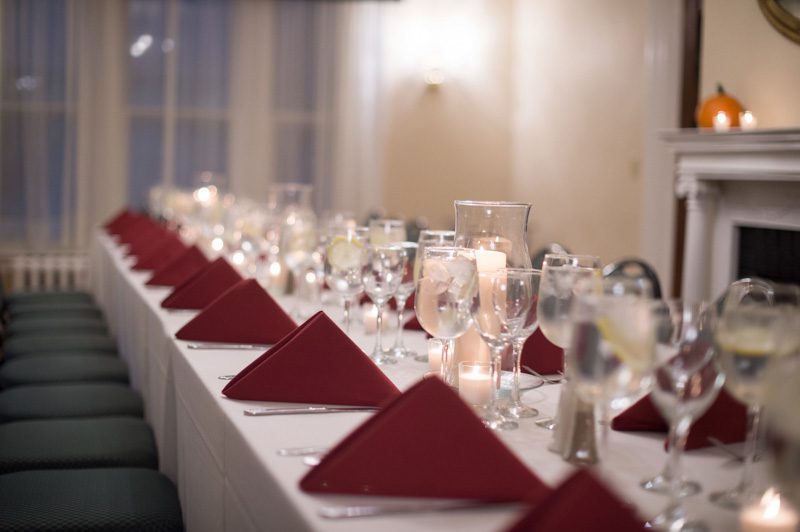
[90, 232, 756, 531]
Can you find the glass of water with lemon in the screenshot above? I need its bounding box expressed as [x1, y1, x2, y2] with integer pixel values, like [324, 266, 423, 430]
[324, 227, 369, 334]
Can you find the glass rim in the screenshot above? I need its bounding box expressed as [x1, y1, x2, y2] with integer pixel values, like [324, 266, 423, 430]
[418, 229, 456, 237]
[369, 218, 405, 225]
[422, 245, 476, 257]
[453, 200, 531, 208]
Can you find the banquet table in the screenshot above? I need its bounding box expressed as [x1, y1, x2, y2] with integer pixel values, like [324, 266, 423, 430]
[90, 231, 759, 531]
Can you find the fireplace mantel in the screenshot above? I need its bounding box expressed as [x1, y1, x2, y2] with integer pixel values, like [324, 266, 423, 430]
[663, 129, 800, 300]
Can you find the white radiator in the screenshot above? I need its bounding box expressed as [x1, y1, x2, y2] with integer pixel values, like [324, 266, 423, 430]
[3, 254, 89, 292]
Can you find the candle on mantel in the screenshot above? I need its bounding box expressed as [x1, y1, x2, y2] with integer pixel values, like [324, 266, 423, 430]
[740, 110, 758, 131]
[713, 110, 731, 132]
[453, 249, 506, 385]
[740, 489, 799, 532]
[458, 362, 493, 407]
[427, 338, 444, 373]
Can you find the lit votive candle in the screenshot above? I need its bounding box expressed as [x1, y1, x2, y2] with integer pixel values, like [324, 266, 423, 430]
[361, 304, 389, 334]
[427, 338, 444, 373]
[740, 489, 799, 532]
[740, 110, 758, 131]
[713, 110, 731, 132]
[458, 362, 493, 407]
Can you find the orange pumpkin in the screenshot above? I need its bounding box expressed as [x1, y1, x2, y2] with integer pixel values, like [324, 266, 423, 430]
[696, 83, 744, 128]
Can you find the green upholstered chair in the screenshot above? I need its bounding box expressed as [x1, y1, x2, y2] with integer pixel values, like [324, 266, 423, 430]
[4, 316, 109, 338]
[7, 302, 102, 321]
[0, 417, 158, 473]
[0, 468, 183, 531]
[0, 383, 143, 422]
[0, 355, 129, 388]
[2, 334, 117, 359]
[3, 290, 94, 308]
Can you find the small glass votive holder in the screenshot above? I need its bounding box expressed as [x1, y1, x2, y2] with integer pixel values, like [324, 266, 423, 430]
[458, 361, 493, 408]
[426, 338, 443, 372]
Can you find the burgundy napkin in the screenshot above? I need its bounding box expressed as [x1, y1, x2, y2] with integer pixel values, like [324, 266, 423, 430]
[126, 225, 171, 259]
[131, 233, 185, 269]
[160, 257, 242, 310]
[175, 279, 296, 344]
[611, 389, 747, 451]
[403, 315, 425, 331]
[146, 245, 209, 287]
[118, 216, 160, 245]
[104, 208, 136, 234]
[505, 469, 646, 532]
[520, 329, 564, 376]
[222, 311, 400, 406]
[299, 377, 551, 502]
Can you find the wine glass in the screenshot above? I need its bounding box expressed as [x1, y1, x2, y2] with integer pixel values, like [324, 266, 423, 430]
[492, 268, 543, 419]
[391, 242, 418, 359]
[709, 283, 800, 509]
[369, 219, 406, 245]
[643, 302, 724, 532]
[414, 230, 456, 284]
[535, 253, 602, 430]
[570, 280, 657, 447]
[415, 246, 478, 384]
[362, 244, 407, 365]
[471, 270, 519, 431]
[324, 226, 369, 334]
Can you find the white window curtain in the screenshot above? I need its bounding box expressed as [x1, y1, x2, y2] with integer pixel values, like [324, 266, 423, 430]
[0, 0, 384, 254]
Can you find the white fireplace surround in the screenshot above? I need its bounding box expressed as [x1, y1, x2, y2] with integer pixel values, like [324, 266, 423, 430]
[662, 129, 800, 300]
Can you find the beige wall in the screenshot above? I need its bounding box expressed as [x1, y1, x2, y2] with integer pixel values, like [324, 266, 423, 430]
[701, 0, 800, 127]
[380, 0, 648, 265]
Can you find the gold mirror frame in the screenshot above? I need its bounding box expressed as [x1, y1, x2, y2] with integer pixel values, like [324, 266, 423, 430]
[758, 0, 800, 45]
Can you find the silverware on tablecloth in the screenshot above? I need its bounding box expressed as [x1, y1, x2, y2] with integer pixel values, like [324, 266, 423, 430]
[318, 500, 517, 519]
[218, 374, 237, 380]
[522, 366, 564, 385]
[276, 446, 329, 457]
[188, 342, 271, 350]
[244, 406, 379, 416]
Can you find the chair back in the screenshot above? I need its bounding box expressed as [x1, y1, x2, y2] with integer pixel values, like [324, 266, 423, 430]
[602, 258, 663, 299]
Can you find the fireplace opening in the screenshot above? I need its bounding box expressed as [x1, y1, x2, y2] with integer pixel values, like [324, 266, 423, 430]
[737, 226, 800, 285]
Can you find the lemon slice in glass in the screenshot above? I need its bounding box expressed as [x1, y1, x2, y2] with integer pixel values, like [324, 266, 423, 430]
[327, 236, 365, 270]
[595, 306, 654, 373]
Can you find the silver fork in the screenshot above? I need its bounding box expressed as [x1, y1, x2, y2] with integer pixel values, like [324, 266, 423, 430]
[319, 501, 518, 519]
[522, 366, 564, 385]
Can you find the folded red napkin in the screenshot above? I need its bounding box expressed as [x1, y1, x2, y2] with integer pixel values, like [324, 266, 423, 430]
[222, 311, 400, 406]
[403, 315, 425, 331]
[104, 208, 137, 234]
[131, 233, 184, 268]
[299, 377, 551, 503]
[520, 329, 564, 376]
[505, 469, 646, 532]
[117, 216, 160, 245]
[175, 279, 296, 344]
[146, 245, 209, 287]
[126, 226, 171, 259]
[611, 389, 747, 450]
[160, 257, 242, 310]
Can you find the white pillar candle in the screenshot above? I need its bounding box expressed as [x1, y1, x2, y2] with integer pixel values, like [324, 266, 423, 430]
[362, 304, 379, 334]
[458, 362, 493, 406]
[713, 110, 731, 132]
[740, 110, 758, 131]
[740, 489, 799, 532]
[427, 339, 444, 373]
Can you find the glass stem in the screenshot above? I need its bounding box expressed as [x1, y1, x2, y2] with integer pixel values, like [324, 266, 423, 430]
[490, 345, 505, 415]
[342, 298, 351, 334]
[440, 339, 452, 383]
[510, 339, 524, 404]
[374, 304, 384, 354]
[737, 404, 762, 498]
[666, 414, 692, 511]
[394, 297, 406, 349]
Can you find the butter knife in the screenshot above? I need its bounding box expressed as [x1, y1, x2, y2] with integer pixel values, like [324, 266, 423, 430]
[319, 501, 516, 519]
[244, 406, 379, 416]
[188, 342, 270, 350]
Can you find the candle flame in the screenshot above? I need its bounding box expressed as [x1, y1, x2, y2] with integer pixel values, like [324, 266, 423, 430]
[761, 488, 781, 519]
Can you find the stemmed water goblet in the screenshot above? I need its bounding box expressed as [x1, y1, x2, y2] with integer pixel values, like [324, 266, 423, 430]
[369, 219, 407, 245]
[324, 226, 369, 334]
[415, 246, 478, 384]
[414, 230, 456, 284]
[642, 301, 724, 532]
[709, 282, 800, 510]
[362, 244, 407, 365]
[535, 253, 602, 430]
[391, 242, 418, 359]
[492, 268, 542, 419]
